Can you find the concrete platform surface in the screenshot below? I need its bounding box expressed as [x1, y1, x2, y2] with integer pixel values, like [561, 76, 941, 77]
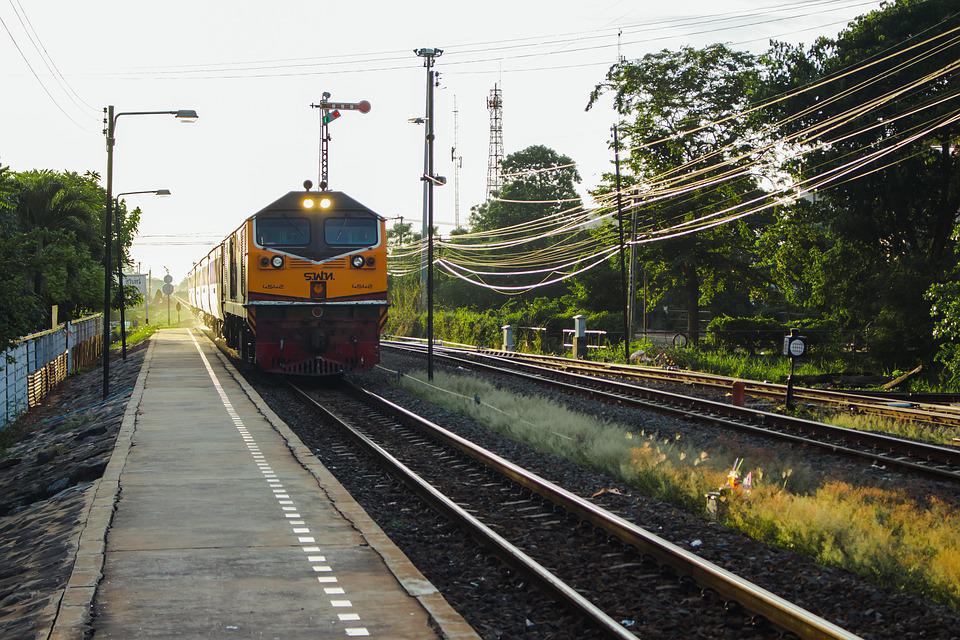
[92, 329, 472, 639]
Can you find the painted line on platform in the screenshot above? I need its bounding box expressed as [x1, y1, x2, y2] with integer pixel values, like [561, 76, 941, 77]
[188, 330, 369, 637]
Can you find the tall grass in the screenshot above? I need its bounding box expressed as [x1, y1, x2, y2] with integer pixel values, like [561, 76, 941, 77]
[668, 346, 846, 382]
[395, 368, 960, 608]
[817, 411, 960, 446]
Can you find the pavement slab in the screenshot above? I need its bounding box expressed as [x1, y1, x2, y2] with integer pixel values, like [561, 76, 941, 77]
[92, 329, 460, 639]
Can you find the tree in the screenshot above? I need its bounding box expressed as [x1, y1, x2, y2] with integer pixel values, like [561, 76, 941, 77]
[0, 163, 36, 350]
[757, 0, 960, 363]
[435, 145, 584, 309]
[386, 220, 420, 248]
[0, 167, 141, 348]
[468, 145, 581, 233]
[588, 44, 766, 341]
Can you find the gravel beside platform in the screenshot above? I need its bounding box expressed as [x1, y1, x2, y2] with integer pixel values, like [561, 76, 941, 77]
[0, 345, 146, 639]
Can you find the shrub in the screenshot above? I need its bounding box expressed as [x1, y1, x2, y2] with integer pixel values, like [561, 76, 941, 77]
[707, 315, 785, 353]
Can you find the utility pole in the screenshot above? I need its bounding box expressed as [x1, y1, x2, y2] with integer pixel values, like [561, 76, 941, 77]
[115, 200, 127, 360]
[613, 125, 630, 364]
[102, 105, 115, 399]
[416, 47, 442, 380]
[627, 195, 639, 338]
[146, 267, 151, 324]
[643, 268, 649, 339]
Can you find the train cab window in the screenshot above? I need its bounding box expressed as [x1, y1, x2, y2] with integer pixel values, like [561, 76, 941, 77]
[256, 217, 310, 246]
[324, 217, 378, 246]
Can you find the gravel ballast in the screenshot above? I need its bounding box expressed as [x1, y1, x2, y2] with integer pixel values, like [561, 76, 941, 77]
[342, 350, 960, 639]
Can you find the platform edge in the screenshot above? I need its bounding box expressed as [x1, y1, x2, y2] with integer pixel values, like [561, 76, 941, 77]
[209, 340, 480, 640]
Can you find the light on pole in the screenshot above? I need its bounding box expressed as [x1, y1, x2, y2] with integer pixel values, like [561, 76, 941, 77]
[114, 189, 172, 361]
[415, 47, 442, 381]
[102, 107, 197, 399]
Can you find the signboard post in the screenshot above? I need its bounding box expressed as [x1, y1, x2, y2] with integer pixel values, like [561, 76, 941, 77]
[782, 328, 807, 409]
[162, 275, 174, 325]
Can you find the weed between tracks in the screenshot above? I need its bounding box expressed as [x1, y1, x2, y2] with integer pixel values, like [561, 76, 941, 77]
[815, 411, 960, 446]
[395, 368, 960, 609]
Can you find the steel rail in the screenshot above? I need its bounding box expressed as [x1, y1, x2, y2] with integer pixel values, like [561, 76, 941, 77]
[382, 342, 960, 482]
[287, 383, 638, 640]
[383, 337, 960, 425]
[295, 380, 860, 640]
[479, 350, 960, 423]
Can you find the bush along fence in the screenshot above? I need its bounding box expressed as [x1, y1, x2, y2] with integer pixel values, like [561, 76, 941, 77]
[1, 314, 103, 430]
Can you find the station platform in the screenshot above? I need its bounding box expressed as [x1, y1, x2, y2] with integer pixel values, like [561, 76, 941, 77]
[84, 329, 475, 639]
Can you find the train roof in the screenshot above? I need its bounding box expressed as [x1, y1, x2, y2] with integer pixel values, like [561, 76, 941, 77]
[250, 190, 382, 219]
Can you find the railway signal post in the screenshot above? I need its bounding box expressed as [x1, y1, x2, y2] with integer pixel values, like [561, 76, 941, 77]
[310, 95, 371, 190]
[783, 328, 807, 409]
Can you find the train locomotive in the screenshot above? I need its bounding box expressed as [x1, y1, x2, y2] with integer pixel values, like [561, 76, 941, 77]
[188, 187, 387, 375]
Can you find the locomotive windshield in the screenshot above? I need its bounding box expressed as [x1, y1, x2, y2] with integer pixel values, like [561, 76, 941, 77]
[324, 217, 378, 246]
[257, 217, 310, 246]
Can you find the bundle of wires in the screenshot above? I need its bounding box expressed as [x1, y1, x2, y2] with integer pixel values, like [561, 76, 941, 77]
[389, 18, 960, 294]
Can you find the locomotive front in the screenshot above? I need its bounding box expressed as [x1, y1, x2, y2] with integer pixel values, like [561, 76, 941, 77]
[243, 190, 387, 374]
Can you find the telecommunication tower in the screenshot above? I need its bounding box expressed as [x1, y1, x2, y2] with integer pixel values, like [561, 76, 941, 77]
[452, 95, 463, 229]
[486, 84, 504, 198]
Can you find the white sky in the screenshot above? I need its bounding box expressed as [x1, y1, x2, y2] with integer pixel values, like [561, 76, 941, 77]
[0, 0, 883, 280]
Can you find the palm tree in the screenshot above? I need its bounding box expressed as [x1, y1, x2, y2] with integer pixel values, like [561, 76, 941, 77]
[13, 170, 103, 324]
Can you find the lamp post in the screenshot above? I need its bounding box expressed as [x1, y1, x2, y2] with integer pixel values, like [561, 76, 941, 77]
[415, 47, 442, 381]
[114, 189, 171, 360]
[102, 107, 197, 399]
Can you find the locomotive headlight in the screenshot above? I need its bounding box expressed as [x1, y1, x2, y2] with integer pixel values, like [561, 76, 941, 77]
[319, 197, 332, 209]
[271, 255, 284, 269]
[302, 197, 315, 209]
[351, 255, 365, 269]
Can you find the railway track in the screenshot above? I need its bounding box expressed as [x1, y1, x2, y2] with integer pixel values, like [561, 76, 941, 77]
[382, 341, 960, 483]
[289, 380, 859, 639]
[383, 338, 960, 428]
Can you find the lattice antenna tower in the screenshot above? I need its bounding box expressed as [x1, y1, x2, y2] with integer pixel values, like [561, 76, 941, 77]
[486, 84, 504, 199]
[452, 95, 463, 229]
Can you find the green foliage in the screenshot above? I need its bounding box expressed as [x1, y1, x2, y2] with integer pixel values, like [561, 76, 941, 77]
[755, 1, 960, 366]
[666, 346, 846, 383]
[0, 166, 138, 349]
[927, 271, 960, 383]
[588, 44, 767, 341]
[707, 315, 786, 353]
[468, 145, 581, 232]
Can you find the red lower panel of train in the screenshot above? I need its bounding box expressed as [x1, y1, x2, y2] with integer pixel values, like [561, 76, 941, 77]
[251, 303, 382, 375]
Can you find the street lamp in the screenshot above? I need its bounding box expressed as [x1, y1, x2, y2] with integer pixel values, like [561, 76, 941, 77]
[102, 106, 197, 399]
[114, 189, 172, 361]
[415, 47, 442, 380]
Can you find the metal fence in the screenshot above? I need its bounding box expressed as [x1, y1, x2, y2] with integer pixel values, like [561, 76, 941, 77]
[1, 314, 103, 430]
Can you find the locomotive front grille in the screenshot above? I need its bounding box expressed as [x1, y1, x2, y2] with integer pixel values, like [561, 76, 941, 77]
[272, 357, 345, 375]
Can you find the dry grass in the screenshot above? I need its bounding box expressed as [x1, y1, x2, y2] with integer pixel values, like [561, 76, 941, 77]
[396, 368, 960, 608]
[816, 411, 960, 446]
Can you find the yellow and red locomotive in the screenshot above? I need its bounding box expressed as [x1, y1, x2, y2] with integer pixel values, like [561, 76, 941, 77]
[188, 188, 387, 374]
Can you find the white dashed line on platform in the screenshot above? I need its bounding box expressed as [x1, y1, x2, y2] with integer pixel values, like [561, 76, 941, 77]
[188, 330, 369, 637]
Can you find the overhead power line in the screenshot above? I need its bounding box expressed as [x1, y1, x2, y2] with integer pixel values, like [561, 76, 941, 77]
[0, 12, 90, 131]
[90, 0, 883, 81]
[7, 0, 97, 115]
[104, 0, 871, 74]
